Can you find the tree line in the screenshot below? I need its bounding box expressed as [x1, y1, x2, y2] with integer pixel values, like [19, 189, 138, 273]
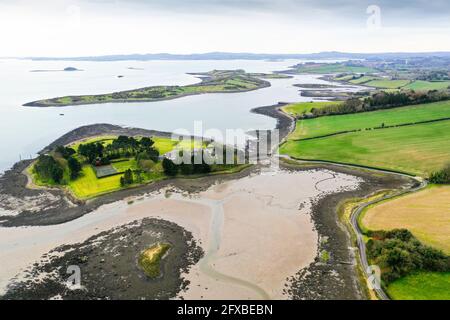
[78, 136, 159, 166]
[301, 89, 450, 119]
[34, 145, 82, 184]
[162, 152, 212, 177]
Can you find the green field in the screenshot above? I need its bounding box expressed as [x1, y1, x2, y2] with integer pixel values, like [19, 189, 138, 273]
[292, 63, 376, 74]
[290, 101, 450, 140]
[364, 79, 411, 89]
[387, 272, 450, 300]
[111, 159, 138, 172]
[405, 80, 450, 91]
[349, 76, 379, 84]
[281, 101, 340, 117]
[281, 119, 450, 176]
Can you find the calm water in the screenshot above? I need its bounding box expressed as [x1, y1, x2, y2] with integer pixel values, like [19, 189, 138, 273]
[0, 58, 338, 172]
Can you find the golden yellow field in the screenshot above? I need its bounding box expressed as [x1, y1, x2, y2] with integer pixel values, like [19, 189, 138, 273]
[362, 186, 450, 254]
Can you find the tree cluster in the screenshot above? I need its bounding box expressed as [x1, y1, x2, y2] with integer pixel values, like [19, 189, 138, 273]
[55, 146, 81, 179]
[120, 169, 134, 187]
[78, 136, 159, 165]
[34, 155, 64, 183]
[162, 153, 212, 177]
[366, 229, 450, 284]
[429, 164, 450, 184]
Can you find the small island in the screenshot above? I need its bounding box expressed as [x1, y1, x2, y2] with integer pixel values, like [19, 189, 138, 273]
[28, 133, 248, 199]
[30, 66, 82, 73]
[24, 69, 271, 107]
[63, 67, 81, 72]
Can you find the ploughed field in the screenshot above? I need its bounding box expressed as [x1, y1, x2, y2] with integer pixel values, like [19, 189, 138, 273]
[280, 101, 450, 176]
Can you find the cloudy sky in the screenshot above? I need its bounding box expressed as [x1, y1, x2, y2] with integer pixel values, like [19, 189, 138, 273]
[1, 0, 449, 57]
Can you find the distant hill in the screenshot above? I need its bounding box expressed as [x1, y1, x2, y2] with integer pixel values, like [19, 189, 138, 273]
[24, 51, 450, 62]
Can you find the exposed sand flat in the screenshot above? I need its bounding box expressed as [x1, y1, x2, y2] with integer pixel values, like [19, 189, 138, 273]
[362, 185, 450, 254]
[0, 169, 361, 299]
[177, 170, 360, 299]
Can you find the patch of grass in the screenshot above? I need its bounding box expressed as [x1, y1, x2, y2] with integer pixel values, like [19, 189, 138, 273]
[281, 101, 340, 117]
[364, 79, 411, 89]
[153, 138, 178, 155]
[387, 272, 450, 300]
[349, 76, 380, 84]
[404, 80, 450, 91]
[320, 250, 330, 263]
[68, 165, 123, 198]
[70, 136, 116, 151]
[111, 159, 138, 173]
[293, 63, 376, 74]
[138, 243, 171, 278]
[290, 100, 450, 140]
[334, 74, 355, 81]
[281, 120, 450, 176]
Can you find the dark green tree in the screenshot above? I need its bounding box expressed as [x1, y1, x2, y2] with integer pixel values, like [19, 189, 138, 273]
[162, 158, 178, 176]
[67, 157, 82, 180]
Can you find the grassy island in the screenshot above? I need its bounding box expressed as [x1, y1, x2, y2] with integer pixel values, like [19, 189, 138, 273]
[28, 134, 248, 199]
[23, 70, 271, 107]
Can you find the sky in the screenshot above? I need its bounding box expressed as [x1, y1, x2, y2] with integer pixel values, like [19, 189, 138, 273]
[1, 0, 450, 57]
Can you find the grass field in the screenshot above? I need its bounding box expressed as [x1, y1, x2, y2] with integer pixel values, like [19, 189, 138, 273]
[111, 159, 138, 173]
[70, 136, 116, 151]
[281, 101, 340, 117]
[290, 100, 450, 140]
[362, 185, 450, 254]
[349, 76, 379, 84]
[69, 166, 125, 198]
[364, 79, 411, 89]
[293, 63, 376, 74]
[404, 80, 450, 91]
[281, 120, 450, 176]
[387, 272, 450, 300]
